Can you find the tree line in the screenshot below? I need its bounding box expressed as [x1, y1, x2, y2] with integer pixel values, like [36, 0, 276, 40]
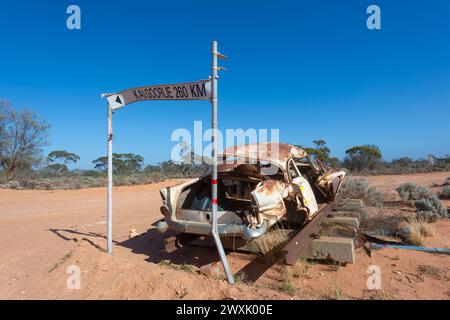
[1, 100, 449, 183]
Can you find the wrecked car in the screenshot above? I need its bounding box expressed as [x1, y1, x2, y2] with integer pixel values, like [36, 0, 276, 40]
[156, 143, 346, 240]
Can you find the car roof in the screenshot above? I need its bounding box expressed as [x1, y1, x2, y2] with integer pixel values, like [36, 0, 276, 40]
[220, 143, 308, 169]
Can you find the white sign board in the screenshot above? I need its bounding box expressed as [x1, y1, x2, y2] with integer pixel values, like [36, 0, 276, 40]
[107, 80, 211, 110]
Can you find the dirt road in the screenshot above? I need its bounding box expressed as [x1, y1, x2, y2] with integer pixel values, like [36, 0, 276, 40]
[0, 172, 449, 300]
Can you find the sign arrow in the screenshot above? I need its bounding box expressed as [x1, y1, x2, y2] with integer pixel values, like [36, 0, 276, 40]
[106, 94, 126, 110]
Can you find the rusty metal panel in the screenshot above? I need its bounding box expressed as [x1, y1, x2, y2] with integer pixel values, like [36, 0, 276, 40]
[164, 233, 201, 253]
[283, 203, 333, 265]
[220, 143, 308, 169]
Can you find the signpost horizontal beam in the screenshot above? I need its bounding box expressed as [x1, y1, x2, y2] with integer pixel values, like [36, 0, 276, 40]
[107, 80, 211, 110]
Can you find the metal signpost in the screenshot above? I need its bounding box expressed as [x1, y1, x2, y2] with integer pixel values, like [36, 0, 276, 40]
[210, 41, 234, 284]
[101, 41, 235, 284]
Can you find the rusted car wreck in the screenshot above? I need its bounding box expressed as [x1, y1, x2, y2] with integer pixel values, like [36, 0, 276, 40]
[156, 143, 346, 241]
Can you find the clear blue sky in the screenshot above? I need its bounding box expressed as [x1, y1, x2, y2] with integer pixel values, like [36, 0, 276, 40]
[1, 1, 449, 169]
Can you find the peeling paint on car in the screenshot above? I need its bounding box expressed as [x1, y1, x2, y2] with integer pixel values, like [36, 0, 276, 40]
[157, 143, 346, 240]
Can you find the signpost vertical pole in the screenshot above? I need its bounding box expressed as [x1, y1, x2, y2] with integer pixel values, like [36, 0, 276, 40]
[107, 104, 113, 255]
[211, 40, 235, 284]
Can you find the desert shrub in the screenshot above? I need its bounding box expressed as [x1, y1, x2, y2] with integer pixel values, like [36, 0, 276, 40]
[113, 176, 132, 186]
[360, 207, 406, 239]
[439, 186, 450, 200]
[414, 195, 448, 219]
[415, 186, 433, 199]
[416, 211, 440, 223]
[418, 265, 447, 280]
[396, 183, 432, 201]
[80, 170, 103, 178]
[340, 178, 384, 206]
[341, 178, 368, 199]
[440, 177, 450, 186]
[396, 182, 448, 221]
[0, 171, 6, 184]
[364, 186, 385, 206]
[22, 179, 53, 190]
[125, 176, 140, 185]
[4, 173, 163, 190]
[0, 180, 21, 189]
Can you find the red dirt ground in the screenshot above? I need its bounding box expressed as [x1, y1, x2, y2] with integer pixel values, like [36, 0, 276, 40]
[0, 172, 449, 300]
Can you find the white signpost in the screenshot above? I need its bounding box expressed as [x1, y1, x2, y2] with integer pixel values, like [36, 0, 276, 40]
[101, 41, 235, 284]
[106, 80, 212, 110]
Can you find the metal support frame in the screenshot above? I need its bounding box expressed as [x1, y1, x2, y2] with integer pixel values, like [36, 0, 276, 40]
[101, 41, 235, 284]
[211, 40, 235, 284]
[107, 103, 113, 254]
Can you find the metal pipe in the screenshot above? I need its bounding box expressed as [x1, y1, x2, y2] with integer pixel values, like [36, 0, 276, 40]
[371, 243, 450, 254]
[211, 40, 235, 284]
[156, 220, 169, 234]
[239, 222, 268, 239]
[107, 104, 113, 254]
[220, 221, 268, 239]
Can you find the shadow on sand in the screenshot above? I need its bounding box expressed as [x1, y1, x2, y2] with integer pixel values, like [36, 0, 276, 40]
[49, 224, 275, 283]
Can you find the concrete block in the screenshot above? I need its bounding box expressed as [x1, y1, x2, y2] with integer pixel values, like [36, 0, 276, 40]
[335, 199, 363, 207]
[324, 216, 359, 228]
[335, 201, 363, 211]
[333, 199, 366, 221]
[320, 225, 357, 239]
[309, 237, 355, 264]
[330, 211, 361, 221]
[344, 198, 363, 203]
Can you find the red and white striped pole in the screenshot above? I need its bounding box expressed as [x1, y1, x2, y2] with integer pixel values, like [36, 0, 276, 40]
[211, 40, 234, 284]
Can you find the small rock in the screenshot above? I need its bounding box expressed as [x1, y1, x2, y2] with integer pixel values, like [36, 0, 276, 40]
[176, 285, 188, 299]
[129, 229, 138, 239]
[199, 262, 220, 278]
[223, 295, 237, 300]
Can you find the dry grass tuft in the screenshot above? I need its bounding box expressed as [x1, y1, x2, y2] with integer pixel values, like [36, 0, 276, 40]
[291, 258, 312, 279]
[234, 271, 249, 284]
[48, 250, 74, 273]
[279, 266, 296, 294]
[158, 260, 197, 274]
[254, 226, 293, 264]
[407, 217, 434, 246]
[360, 207, 405, 239]
[418, 265, 447, 280]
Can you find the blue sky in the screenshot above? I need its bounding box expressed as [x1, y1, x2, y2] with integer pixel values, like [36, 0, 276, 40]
[0, 1, 449, 169]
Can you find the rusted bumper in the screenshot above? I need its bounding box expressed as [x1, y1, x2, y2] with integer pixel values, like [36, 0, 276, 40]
[157, 218, 268, 240]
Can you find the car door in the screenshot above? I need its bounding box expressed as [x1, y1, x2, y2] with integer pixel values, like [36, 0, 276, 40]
[314, 160, 346, 201]
[287, 159, 319, 218]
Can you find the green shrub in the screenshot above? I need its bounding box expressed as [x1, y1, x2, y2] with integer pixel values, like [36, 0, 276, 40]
[414, 195, 448, 219]
[416, 211, 440, 223]
[341, 178, 368, 199]
[341, 178, 384, 206]
[0, 180, 21, 190]
[364, 186, 385, 206]
[396, 183, 432, 201]
[439, 186, 450, 200]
